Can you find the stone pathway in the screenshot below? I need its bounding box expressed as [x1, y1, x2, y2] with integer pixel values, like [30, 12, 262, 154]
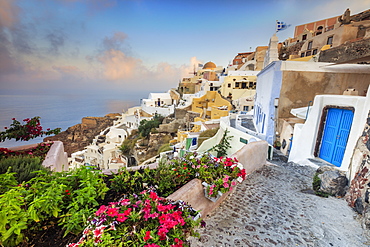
[188, 162, 368, 247]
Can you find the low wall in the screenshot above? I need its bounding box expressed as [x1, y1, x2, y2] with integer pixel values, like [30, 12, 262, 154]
[231, 140, 268, 174]
[42, 141, 68, 172]
[168, 140, 268, 218]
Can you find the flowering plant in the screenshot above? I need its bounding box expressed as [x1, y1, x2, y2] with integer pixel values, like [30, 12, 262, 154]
[0, 142, 54, 159]
[171, 153, 246, 199]
[67, 190, 200, 247]
[0, 117, 61, 142]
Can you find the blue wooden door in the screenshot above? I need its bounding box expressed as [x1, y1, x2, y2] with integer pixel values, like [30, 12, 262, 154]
[319, 108, 353, 167]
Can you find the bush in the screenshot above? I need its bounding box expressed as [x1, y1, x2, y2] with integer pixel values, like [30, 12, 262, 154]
[0, 166, 109, 246]
[157, 143, 172, 154]
[0, 156, 48, 184]
[197, 128, 219, 147]
[138, 114, 164, 138]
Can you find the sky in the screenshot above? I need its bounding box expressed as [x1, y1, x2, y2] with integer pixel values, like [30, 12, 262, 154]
[0, 0, 369, 99]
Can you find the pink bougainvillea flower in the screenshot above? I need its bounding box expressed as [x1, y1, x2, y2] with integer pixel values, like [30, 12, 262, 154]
[223, 182, 229, 188]
[144, 244, 160, 247]
[106, 207, 119, 217]
[231, 181, 237, 187]
[223, 175, 230, 183]
[144, 231, 151, 241]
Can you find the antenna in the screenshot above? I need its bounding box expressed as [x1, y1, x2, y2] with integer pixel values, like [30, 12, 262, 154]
[189, 64, 196, 75]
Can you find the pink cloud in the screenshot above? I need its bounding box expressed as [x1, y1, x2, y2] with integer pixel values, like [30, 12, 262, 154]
[97, 49, 143, 80]
[0, 0, 20, 28]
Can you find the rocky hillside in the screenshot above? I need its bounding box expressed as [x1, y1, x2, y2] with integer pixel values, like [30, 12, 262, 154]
[44, 114, 119, 156]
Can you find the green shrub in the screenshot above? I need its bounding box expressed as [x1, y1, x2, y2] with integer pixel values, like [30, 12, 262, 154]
[312, 172, 330, 198]
[0, 156, 48, 184]
[197, 128, 219, 147]
[0, 166, 109, 246]
[157, 143, 172, 154]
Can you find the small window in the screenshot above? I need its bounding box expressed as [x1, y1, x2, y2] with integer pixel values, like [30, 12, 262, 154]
[243, 106, 249, 111]
[235, 82, 240, 88]
[312, 49, 318, 55]
[242, 82, 247, 89]
[307, 41, 313, 50]
[228, 83, 231, 88]
[240, 137, 248, 144]
[316, 26, 323, 35]
[249, 82, 254, 87]
[300, 53, 305, 57]
[306, 51, 312, 56]
[327, 36, 333, 45]
[302, 34, 307, 41]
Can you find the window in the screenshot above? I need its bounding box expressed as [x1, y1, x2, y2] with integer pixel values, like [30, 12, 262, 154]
[306, 51, 312, 56]
[242, 82, 247, 89]
[249, 82, 254, 87]
[240, 137, 248, 144]
[210, 83, 213, 86]
[307, 41, 313, 50]
[327, 36, 333, 45]
[302, 34, 307, 41]
[301, 53, 305, 57]
[316, 26, 323, 35]
[243, 106, 249, 111]
[228, 83, 231, 88]
[235, 82, 240, 88]
[312, 49, 318, 55]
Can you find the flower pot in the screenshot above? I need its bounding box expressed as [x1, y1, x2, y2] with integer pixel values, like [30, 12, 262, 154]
[202, 182, 223, 202]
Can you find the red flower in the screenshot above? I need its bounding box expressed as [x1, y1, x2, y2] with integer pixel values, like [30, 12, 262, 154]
[116, 214, 128, 222]
[144, 231, 151, 241]
[149, 191, 158, 201]
[106, 208, 119, 217]
[95, 205, 107, 216]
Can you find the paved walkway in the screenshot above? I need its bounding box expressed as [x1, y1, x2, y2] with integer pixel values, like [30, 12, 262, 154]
[188, 161, 368, 247]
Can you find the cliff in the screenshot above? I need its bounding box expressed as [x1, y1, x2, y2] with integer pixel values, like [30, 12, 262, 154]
[44, 114, 120, 156]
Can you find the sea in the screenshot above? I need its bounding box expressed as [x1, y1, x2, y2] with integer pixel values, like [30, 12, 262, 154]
[0, 93, 144, 148]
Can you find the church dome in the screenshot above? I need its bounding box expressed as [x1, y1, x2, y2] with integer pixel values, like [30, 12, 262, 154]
[203, 61, 217, 70]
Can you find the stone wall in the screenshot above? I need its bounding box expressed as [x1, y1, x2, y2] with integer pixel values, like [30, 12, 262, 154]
[346, 110, 370, 235]
[318, 38, 370, 64]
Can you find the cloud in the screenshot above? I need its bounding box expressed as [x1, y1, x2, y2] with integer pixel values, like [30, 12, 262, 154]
[46, 31, 65, 54]
[0, 0, 20, 28]
[102, 31, 128, 51]
[97, 49, 143, 80]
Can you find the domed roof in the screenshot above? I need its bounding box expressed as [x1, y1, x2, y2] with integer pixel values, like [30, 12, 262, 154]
[203, 61, 216, 70]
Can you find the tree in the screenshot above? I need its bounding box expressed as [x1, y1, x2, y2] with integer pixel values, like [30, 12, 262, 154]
[138, 114, 164, 139]
[211, 129, 232, 158]
[0, 117, 61, 142]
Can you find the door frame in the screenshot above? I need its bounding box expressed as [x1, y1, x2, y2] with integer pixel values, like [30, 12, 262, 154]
[314, 105, 355, 158]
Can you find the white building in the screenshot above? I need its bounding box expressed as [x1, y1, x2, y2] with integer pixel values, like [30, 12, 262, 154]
[289, 85, 370, 172]
[141, 92, 175, 116]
